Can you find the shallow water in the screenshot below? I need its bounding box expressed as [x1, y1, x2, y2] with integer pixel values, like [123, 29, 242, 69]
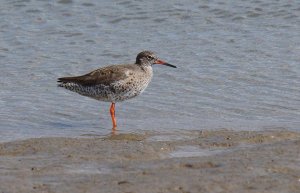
[0, 0, 299, 142]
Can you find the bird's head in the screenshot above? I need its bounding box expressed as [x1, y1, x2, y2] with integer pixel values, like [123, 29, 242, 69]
[135, 51, 176, 68]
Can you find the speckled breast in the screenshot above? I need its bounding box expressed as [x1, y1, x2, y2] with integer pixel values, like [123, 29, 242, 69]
[100, 67, 153, 102]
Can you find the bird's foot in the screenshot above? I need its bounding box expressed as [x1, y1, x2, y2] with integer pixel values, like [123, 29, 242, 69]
[111, 127, 117, 135]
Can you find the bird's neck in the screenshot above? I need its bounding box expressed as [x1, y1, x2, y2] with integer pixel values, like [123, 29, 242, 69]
[139, 63, 150, 69]
[140, 65, 153, 77]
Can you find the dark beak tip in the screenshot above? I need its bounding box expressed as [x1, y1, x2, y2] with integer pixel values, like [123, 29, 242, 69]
[164, 63, 177, 68]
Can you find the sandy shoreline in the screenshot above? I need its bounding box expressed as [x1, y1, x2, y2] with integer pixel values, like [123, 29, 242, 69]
[0, 129, 300, 193]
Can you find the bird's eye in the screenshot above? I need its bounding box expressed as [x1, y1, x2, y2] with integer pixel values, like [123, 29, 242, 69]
[147, 56, 153, 60]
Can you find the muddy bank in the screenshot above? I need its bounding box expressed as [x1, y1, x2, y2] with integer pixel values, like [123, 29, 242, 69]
[0, 129, 300, 193]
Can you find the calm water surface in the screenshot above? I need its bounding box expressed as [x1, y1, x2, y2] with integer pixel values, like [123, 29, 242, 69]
[0, 0, 299, 141]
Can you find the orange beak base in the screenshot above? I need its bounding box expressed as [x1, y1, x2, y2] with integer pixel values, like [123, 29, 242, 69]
[154, 59, 177, 68]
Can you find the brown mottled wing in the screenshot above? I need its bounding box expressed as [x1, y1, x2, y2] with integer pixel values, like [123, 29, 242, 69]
[57, 64, 134, 86]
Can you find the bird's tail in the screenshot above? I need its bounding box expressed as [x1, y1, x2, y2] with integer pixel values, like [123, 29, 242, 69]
[57, 76, 78, 83]
[57, 76, 78, 88]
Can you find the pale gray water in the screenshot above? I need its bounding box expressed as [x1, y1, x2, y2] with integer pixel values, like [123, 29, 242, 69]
[0, 0, 299, 142]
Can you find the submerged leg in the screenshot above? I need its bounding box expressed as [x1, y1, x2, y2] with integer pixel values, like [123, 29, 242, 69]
[110, 102, 117, 131]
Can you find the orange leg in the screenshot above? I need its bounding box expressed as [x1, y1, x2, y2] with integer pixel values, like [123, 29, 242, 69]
[110, 102, 117, 131]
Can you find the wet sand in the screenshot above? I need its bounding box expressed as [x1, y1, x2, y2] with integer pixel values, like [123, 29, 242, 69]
[0, 129, 300, 193]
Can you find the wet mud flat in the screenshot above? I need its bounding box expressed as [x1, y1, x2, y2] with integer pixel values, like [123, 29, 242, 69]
[0, 129, 300, 193]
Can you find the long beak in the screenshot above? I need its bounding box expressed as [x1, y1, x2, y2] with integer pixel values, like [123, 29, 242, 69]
[155, 59, 177, 68]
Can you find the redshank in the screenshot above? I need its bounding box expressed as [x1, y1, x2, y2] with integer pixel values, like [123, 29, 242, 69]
[57, 51, 176, 131]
